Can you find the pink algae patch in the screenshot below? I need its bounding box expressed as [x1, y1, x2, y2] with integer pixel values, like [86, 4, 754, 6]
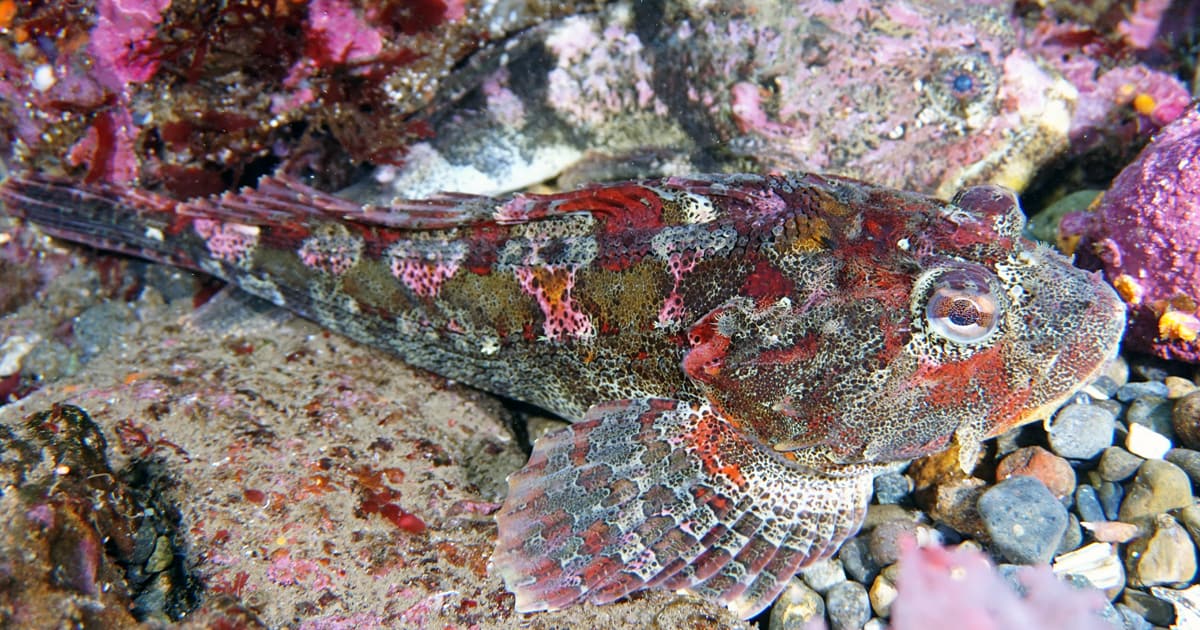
[656, 251, 701, 327]
[516, 266, 594, 342]
[298, 233, 363, 276]
[192, 218, 260, 265]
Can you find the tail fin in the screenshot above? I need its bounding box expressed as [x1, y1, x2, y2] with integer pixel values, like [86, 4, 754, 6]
[0, 174, 202, 269]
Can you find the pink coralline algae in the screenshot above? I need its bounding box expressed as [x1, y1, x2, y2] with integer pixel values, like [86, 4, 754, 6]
[89, 0, 172, 86]
[1023, 12, 1191, 153]
[1060, 102, 1200, 363]
[889, 541, 1110, 630]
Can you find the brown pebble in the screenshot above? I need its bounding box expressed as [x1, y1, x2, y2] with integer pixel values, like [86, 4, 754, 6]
[995, 445, 1076, 499]
[1173, 391, 1200, 450]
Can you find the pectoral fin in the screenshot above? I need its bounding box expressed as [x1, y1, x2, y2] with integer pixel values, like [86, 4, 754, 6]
[492, 398, 874, 619]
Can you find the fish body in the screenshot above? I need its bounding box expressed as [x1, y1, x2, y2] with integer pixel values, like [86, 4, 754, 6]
[0, 172, 1124, 618]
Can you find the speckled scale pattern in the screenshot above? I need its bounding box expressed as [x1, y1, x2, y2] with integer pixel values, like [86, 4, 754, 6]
[494, 398, 879, 619]
[0, 171, 1126, 618]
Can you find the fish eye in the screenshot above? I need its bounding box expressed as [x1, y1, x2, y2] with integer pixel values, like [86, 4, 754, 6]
[951, 73, 974, 94]
[924, 270, 1000, 343]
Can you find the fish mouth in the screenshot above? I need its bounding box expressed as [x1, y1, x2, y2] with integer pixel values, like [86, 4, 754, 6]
[989, 261, 1127, 437]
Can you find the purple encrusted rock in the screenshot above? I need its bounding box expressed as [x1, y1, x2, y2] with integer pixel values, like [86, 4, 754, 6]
[1061, 101, 1200, 363]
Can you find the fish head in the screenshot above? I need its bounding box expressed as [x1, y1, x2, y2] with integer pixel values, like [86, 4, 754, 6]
[682, 181, 1126, 467]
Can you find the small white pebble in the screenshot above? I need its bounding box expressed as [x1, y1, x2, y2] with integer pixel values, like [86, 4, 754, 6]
[1126, 423, 1172, 460]
[32, 64, 56, 91]
[1053, 542, 1124, 591]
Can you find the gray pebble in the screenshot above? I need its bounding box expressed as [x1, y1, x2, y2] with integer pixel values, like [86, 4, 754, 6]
[799, 558, 846, 595]
[872, 472, 911, 505]
[1057, 513, 1083, 555]
[1075, 484, 1107, 523]
[1121, 588, 1176, 626]
[1126, 396, 1175, 439]
[1089, 375, 1121, 398]
[1099, 447, 1145, 482]
[1048, 403, 1117, 459]
[1116, 381, 1170, 402]
[978, 476, 1068, 564]
[1164, 448, 1200, 487]
[1119, 459, 1194, 522]
[837, 536, 881, 585]
[1114, 603, 1153, 630]
[825, 581, 871, 630]
[1098, 481, 1125, 521]
[768, 578, 825, 630]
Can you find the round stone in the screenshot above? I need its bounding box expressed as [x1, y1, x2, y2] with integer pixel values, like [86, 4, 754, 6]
[768, 577, 825, 630]
[1098, 446, 1144, 482]
[1173, 391, 1200, 449]
[1057, 513, 1083, 555]
[868, 520, 919, 567]
[1124, 515, 1198, 587]
[868, 569, 899, 618]
[1125, 423, 1172, 460]
[977, 476, 1068, 565]
[872, 472, 911, 505]
[1097, 481, 1124, 521]
[1165, 375, 1198, 399]
[1164, 448, 1200, 487]
[1126, 396, 1175, 439]
[1048, 403, 1117, 459]
[838, 536, 881, 585]
[799, 558, 846, 595]
[1116, 381, 1170, 402]
[825, 581, 871, 630]
[1074, 484, 1106, 523]
[1118, 459, 1194, 522]
[995, 446, 1076, 499]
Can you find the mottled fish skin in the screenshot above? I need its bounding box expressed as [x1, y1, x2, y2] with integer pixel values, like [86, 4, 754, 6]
[0, 172, 1124, 618]
[361, 0, 1074, 202]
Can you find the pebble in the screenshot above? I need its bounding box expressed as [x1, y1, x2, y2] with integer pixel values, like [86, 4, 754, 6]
[924, 476, 988, 539]
[1165, 375, 1199, 399]
[1125, 423, 1173, 460]
[1116, 381, 1171, 402]
[799, 558, 846, 595]
[1173, 391, 1200, 449]
[1089, 375, 1121, 399]
[995, 446, 1076, 499]
[825, 581, 871, 630]
[1075, 484, 1107, 523]
[1124, 515, 1198, 587]
[1121, 588, 1177, 626]
[1057, 513, 1083, 555]
[1083, 520, 1141, 544]
[1126, 396, 1175, 439]
[837, 537, 881, 585]
[868, 567, 899, 618]
[1115, 604, 1154, 630]
[1164, 448, 1200, 487]
[868, 520, 919, 566]
[1048, 403, 1117, 460]
[1098, 446, 1144, 482]
[1098, 481, 1125, 521]
[768, 578, 825, 630]
[977, 476, 1068, 564]
[863, 619, 887, 630]
[1178, 505, 1200, 549]
[872, 472, 911, 505]
[1119, 459, 1194, 522]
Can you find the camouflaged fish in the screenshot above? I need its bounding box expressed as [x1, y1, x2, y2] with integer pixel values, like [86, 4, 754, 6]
[0, 172, 1124, 618]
